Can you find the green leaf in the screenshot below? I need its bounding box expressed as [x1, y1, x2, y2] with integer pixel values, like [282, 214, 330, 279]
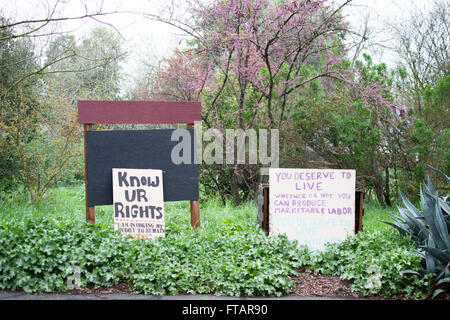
[403, 269, 423, 276]
[420, 246, 450, 264]
[399, 191, 421, 217]
[428, 165, 450, 184]
[436, 277, 450, 286]
[431, 288, 447, 299]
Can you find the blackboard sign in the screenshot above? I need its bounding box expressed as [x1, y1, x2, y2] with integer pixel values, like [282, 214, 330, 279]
[269, 168, 355, 251]
[86, 129, 198, 206]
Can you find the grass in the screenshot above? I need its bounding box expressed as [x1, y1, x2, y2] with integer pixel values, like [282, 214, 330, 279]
[0, 184, 260, 231]
[1, 183, 399, 230]
[361, 202, 398, 233]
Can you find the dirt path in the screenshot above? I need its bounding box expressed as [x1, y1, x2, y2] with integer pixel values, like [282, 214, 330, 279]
[1, 270, 448, 300]
[291, 269, 449, 300]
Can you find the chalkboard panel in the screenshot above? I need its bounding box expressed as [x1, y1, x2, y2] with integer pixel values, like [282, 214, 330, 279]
[86, 129, 198, 206]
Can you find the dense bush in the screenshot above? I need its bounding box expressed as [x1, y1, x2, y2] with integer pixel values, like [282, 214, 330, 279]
[0, 216, 130, 292]
[0, 190, 435, 298]
[304, 230, 433, 298]
[0, 214, 305, 296]
[128, 226, 305, 296]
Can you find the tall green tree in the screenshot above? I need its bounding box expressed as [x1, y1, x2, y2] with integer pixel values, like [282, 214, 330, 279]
[1, 24, 125, 203]
[409, 76, 450, 186]
[284, 54, 404, 206]
[143, 0, 356, 205]
[44, 27, 125, 102]
[391, 0, 449, 116]
[0, 1, 122, 94]
[0, 17, 40, 190]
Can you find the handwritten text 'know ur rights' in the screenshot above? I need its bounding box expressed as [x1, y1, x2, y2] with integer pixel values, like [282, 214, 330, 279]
[114, 170, 163, 219]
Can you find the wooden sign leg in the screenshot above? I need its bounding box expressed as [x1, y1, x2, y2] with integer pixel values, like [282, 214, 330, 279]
[263, 186, 269, 233]
[186, 122, 200, 228]
[190, 200, 200, 228]
[84, 123, 95, 223]
[358, 191, 364, 233]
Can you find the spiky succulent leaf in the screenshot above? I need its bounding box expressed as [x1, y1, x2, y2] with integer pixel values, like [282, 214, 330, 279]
[428, 165, 450, 184]
[420, 190, 448, 249]
[399, 191, 421, 217]
[431, 288, 447, 299]
[440, 199, 450, 216]
[436, 278, 450, 286]
[424, 252, 437, 274]
[383, 167, 450, 299]
[420, 246, 450, 265]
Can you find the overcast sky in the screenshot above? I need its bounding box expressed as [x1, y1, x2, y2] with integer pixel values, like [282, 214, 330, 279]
[0, 0, 437, 90]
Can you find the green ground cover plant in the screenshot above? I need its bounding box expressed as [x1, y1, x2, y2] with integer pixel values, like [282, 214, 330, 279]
[305, 230, 433, 298]
[0, 184, 438, 298]
[0, 186, 304, 296]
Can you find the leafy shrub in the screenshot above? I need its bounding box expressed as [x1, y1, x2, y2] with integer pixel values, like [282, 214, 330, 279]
[126, 219, 307, 296]
[304, 230, 432, 298]
[0, 212, 307, 296]
[0, 216, 131, 292]
[0, 195, 438, 298]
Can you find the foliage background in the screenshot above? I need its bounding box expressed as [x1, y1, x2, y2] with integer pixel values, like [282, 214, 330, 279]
[0, 0, 448, 299]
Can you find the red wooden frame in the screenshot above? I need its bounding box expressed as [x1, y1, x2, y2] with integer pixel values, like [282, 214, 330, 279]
[78, 100, 201, 228]
[78, 100, 201, 124]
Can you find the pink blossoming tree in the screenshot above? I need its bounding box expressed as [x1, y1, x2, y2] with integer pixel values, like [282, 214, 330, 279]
[145, 0, 399, 204]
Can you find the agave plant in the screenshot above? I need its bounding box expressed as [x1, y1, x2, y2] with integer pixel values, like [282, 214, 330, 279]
[383, 166, 450, 298]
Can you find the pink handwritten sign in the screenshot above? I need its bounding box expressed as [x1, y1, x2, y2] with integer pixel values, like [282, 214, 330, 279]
[269, 168, 355, 251]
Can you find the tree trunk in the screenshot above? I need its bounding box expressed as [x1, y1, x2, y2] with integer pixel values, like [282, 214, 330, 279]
[383, 167, 392, 206]
[230, 170, 242, 206]
[374, 178, 385, 206]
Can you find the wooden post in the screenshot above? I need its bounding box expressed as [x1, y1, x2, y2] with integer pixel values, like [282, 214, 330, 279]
[263, 185, 269, 233]
[190, 200, 200, 228]
[83, 123, 95, 223]
[257, 185, 264, 227]
[257, 184, 270, 232]
[355, 190, 365, 233]
[187, 123, 200, 228]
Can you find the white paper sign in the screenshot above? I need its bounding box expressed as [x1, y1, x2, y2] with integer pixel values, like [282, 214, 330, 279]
[113, 168, 165, 239]
[269, 168, 355, 251]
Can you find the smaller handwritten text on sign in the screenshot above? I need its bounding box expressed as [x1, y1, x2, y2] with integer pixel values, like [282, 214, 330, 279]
[113, 168, 165, 239]
[269, 168, 355, 251]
